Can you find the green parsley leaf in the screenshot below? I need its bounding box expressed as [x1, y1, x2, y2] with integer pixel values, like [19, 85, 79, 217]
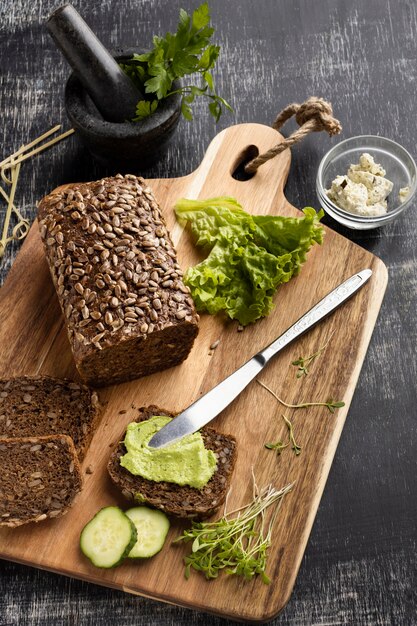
[192, 2, 211, 30]
[132, 99, 158, 121]
[197, 44, 220, 71]
[208, 99, 221, 122]
[145, 64, 172, 99]
[203, 70, 214, 90]
[181, 100, 193, 121]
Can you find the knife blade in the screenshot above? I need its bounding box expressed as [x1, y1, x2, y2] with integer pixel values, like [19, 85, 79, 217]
[148, 268, 372, 449]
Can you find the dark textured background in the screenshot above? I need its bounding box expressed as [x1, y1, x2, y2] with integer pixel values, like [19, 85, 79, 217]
[1, 1, 416, 624]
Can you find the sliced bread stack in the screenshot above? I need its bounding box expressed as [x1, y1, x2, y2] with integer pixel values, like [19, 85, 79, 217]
[0, 375, 101, 527]
[108, 405, 237, 519]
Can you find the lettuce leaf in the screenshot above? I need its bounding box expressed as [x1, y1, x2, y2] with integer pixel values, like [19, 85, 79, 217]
[175, 197, 324, 325]
[175, 196, 253, 247]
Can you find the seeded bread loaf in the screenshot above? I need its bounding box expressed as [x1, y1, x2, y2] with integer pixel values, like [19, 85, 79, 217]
[0, 375, 101, 461]
[107, 406, 237, 519]
[0, 435, 82, 527]
[38, 174, 199, 387]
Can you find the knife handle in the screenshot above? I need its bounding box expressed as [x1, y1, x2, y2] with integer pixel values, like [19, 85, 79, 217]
[259, 269, 372, 365]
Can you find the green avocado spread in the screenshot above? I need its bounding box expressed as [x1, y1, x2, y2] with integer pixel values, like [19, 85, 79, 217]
[120, 416, 217, 489]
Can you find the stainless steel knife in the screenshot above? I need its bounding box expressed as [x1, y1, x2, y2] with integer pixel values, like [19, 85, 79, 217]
[148, 268, 372, 449]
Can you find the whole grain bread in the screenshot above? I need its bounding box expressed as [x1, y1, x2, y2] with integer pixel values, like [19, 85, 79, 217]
[38, 174, 199, 387]
[0, 435, 82, 527]
[107, 406, 237, 519]
[0, 375, 101, 461]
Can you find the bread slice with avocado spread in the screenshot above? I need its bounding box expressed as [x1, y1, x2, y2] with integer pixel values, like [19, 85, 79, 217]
[107, 406, 237, 519]
[0, 435, 83, 527]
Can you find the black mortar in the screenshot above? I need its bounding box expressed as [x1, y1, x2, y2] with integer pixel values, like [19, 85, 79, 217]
[65, 49, 182, 169]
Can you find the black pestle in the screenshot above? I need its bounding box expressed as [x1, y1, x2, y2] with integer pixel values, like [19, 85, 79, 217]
[47, 4, 143, 123]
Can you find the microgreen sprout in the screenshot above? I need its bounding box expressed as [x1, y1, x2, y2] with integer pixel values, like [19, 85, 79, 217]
[265, 414, 301, 456]
[292, 331, 335, 378]
[265, 440, 288, 454]
[257, 380, 345, 414]
[282, 414, 301, 455]
[174, 481, 293, 582]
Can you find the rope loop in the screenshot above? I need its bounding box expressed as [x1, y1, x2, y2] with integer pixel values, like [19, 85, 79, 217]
[245, 97, 342, 174]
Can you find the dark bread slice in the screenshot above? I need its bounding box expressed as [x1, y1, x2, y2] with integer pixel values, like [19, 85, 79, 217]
[107, 406, 237, 519]
[0, 375, 101, 461]
[0, 435, 83, 527]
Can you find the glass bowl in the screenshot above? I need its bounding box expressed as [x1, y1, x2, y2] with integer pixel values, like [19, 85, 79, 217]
[316, 135, 417, 229]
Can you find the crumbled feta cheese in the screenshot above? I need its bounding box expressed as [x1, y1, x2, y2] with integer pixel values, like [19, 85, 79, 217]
[326, 153, 393, 217]
[399, 186, 410, 203]
[327, 177, 368, 214]
[366, 176, 393, 205]
[349, 153, 386, 177]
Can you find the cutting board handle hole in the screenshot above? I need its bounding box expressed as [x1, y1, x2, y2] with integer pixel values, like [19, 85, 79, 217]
[231, 145, 259, 181]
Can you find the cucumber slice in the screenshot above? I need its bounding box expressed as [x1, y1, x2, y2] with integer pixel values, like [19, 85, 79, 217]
[80, 506, 137, 568]
[125, 507, 170, 558]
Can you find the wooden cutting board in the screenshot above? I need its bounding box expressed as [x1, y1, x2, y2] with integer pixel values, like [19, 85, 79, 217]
[0, 124, 387, 622]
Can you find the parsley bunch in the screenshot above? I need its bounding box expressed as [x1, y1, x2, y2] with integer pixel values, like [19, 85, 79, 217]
[120, 3, 232, 122]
